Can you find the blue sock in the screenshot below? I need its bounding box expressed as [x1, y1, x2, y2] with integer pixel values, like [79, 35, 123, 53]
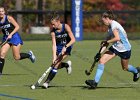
[128, 65, 138, 74]
[94, 64, 104, 83]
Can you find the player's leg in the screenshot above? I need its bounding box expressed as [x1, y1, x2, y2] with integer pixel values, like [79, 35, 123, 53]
[12, 44, 36, 63]
[85, 50, 116, 89]
[120, 50, 140, 82]
[58, 54, 72, 74]
[121, 59, 140, 82]
[43, 46, 73, 88]
[0, 43, 10, 74]
[62, 60, 72, 74]
[43, 53, 68, 88]
[60, 46, 72, 74]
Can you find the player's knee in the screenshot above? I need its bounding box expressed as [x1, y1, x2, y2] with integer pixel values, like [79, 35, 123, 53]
[122, 67, 128, 71]
[0, 51, 6, 58]
[14, 55, 20, 60]
[99, 58, 105, 64]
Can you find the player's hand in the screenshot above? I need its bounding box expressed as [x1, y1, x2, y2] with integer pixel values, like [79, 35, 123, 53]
[53, 59, 56, 64]
[7, 34, 12, 40]
[94, 53, 101, 62]
[101, 40, 109, 47]
[52, 56, 57, 64]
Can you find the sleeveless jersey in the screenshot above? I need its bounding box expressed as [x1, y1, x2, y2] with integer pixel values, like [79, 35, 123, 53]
[0, 15, 23, 46]
[0, 15, 15, 36]
[52, 24, 71, 46]
[108, 20, 131, 52]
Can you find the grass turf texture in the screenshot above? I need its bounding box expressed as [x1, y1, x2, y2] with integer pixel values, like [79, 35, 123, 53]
[0, 40, 140, 100]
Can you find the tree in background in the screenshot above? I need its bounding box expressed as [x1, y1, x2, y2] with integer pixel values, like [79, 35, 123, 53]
[0, 0, 140, 33]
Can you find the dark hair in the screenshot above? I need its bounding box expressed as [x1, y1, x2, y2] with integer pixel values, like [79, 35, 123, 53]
[51, 12, 60, 21]
[0, 7, 8, 15]
[102, 10, 115, 20]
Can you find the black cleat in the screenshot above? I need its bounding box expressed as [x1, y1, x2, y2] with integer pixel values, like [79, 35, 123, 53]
[133, 67, 140, 82]
[85, 80, 98, 89]
[136, 67, 140, 72]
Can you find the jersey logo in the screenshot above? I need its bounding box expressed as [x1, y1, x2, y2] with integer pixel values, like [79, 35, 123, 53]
[1, 23, 11, 29]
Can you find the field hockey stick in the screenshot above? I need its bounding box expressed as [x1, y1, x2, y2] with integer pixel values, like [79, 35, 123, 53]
[31, 53, 63, 89]
[85, 45, 104, 76]
[0, 39, 9, 47]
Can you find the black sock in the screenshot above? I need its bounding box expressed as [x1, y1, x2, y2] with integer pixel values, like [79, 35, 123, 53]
[0, 58, 5, 74]
[20, 53, 30, 60]
[61, 62, 69, 68]
[45, 68, 57, 83]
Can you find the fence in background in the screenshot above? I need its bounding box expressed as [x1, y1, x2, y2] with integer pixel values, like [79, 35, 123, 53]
[6, 10, 140, 40]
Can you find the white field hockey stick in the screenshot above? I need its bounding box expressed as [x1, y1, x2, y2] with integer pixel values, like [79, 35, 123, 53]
[32, 67, 52, 88]
[31, 53, 63, 89]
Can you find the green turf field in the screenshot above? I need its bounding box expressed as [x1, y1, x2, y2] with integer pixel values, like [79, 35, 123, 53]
[0, 40, 140, 100]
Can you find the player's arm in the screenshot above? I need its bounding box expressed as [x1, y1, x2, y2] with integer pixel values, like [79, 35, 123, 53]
[107, 29, 120, 43]
[101, 29, 120, 49]
[100, 33, 111, 53]
[65, 24, 75, 47]
[51, 32, 57, 63]
[101, 29, 120, 54]
[7, 16, 19, 36]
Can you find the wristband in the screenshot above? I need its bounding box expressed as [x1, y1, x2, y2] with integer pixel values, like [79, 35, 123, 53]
[65, 45, 67, 48]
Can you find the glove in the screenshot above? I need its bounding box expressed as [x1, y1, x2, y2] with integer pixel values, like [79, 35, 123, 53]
[101, 40, 109, 47]
[94, 53, 101, 62]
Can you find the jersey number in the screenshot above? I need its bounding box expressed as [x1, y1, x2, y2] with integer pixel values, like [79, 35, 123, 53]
[4, 29, 10, 35]
[61, 38, 66, 44]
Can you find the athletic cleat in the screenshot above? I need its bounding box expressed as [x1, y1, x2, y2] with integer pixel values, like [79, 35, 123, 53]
[42, 82, 49, 89]
[133, 67, 140, 82]
[66, 60, 72, 74]
[136, 67, 140, 73]
[28, 50, 36, 63]
[85, 80, 98, 89]
[133, 73, 139, 82]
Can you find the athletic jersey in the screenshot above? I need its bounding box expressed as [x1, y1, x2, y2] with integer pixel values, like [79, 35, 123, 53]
[108, 20, 131, 52]
[0, 15, 23, 46]
[0, 15, 15, 36]
[52, 24, 71, 46]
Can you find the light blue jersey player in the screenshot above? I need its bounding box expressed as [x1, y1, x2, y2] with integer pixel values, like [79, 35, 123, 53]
[43, 13, 75, 89]
[0, 7, 36, 75]
[85, 10, 140, 89]
[108, 20, 131, 53]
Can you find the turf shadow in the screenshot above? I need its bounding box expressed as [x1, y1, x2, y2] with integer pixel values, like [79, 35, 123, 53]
[85, 86, 140, 90]
[1, 73, 28, 76]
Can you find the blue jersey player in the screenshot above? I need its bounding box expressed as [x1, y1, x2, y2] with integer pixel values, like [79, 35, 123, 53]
[0, 7, 36, 75]
[85, 10, 140, 89]
[43, 13, 75, 89]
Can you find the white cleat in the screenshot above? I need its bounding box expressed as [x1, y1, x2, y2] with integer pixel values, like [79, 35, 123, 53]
[66, 60, 72, 74]
[43, 82, 49, 89]
[28, 50, 36, 63]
